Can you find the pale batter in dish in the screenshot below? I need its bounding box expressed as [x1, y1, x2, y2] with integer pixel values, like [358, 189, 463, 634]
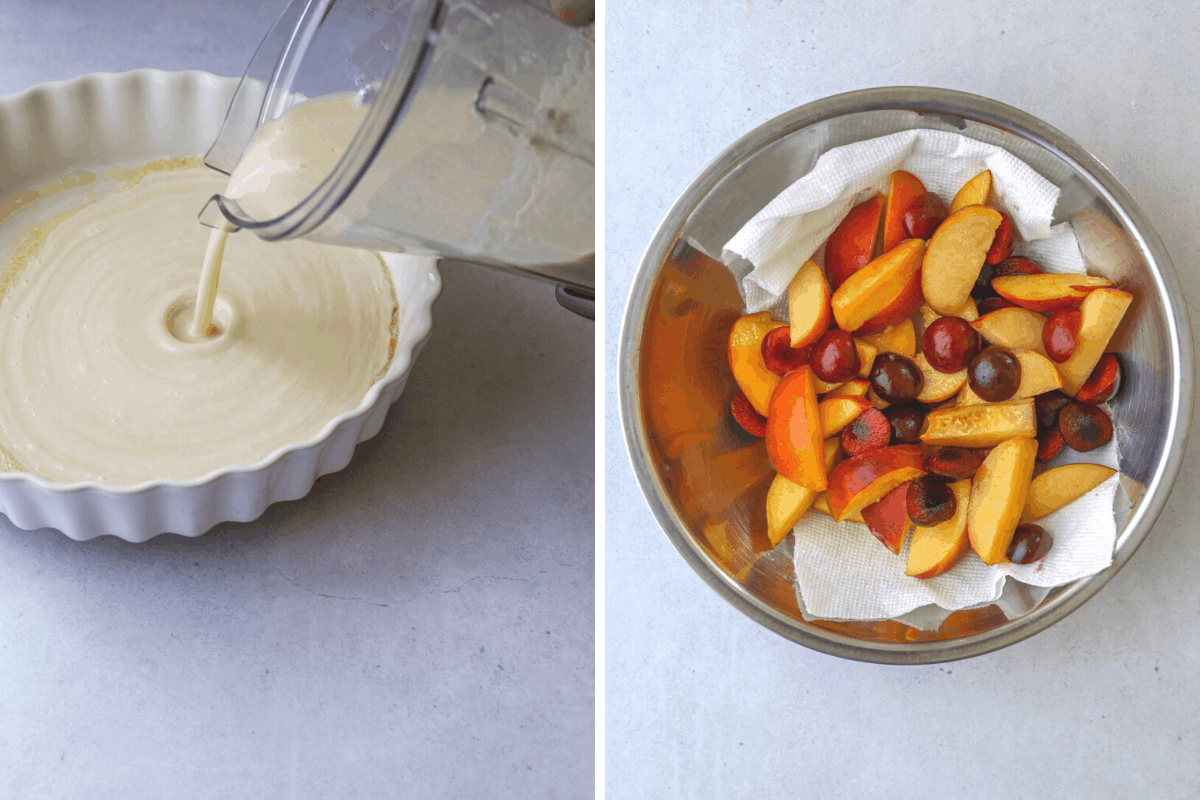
[0, 161, 397, 485]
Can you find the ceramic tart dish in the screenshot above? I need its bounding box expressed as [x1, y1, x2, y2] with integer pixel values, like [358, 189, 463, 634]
[0, 70, 441, 542]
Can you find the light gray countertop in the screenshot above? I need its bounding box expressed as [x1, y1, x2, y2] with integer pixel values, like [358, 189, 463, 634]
[606, 1, 1200, 797]
[0, 1, 594, 797]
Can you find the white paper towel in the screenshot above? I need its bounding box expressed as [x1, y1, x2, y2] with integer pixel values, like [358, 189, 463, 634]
[722, 129, 1087, 315]
[717, 130, 1123, 624]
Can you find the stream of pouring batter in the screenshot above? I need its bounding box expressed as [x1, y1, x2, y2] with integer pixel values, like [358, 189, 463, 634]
[190, 95, 368, 338]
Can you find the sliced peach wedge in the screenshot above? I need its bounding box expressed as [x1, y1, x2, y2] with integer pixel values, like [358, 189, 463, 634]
[881, 171, 927, 253]
[949, 169, 992, 214]
[922, 205, 1003, 314]
[786, 259, 832, 349]
[766, 366, 827, 491]
[862, 318, 917, 357]
[957, 350, 1064, 405]
[1021, 463, 1117, 523]
[824, 379, 870, 399]
[1058, 288, 1134, 396]
[728, 311, 787, 416]
[858, 270, 925, 335]
[812, 492, 866, 524]
[968, 436, 1038, 565]
[826, 445, 926, 523]
[912, 353, 967, 404]
[919, 398, 1037, 448]
[854, 338, 878, 379]
[766, 439, 843, 546]
[831, 238, 925, 332]
[861, 480, 914, 554]
[972, 307, 1047, 356]
[906, 479, 972, 578]
[826, 194, 884, 290]
[992, 273, 1114, 313]
[818, 396, 873, 438]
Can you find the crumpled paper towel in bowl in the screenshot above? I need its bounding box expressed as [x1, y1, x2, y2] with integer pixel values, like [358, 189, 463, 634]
[723, 129, 1086, 314]
[718, 129, 1124, 626]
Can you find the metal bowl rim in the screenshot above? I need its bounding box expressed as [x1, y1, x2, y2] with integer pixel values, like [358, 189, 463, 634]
[618, 85, 1194, 664]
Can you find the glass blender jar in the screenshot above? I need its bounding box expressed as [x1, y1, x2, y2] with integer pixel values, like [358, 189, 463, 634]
[201, 0, 595, 317]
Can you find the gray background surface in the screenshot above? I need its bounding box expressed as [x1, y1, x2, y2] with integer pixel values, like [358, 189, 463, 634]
[606, 1, 1200, 798]
[0, 1, 594, 797]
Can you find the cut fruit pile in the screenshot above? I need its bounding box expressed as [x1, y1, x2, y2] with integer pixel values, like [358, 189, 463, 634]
[728, 169, 1128, 579]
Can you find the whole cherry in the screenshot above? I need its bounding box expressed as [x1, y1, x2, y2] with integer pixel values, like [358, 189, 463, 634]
[1042, 308, 1082, 364]
[923, 316, 979, 374]
[761, 326, 811, 376]
[870, 353, 924, 403]
[809, 329, 860, 384]
[968, 346, 1021, 403]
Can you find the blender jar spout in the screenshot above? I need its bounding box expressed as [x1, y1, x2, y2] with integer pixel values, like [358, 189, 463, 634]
[200, 0, 594, 304]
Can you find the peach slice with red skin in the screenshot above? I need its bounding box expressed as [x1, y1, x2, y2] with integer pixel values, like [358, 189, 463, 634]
[826, 194, 884, 290]
[786, 259, 832, 348]
[861, 480, 915, 554]
[766, 439, 842, 546]
[985, 212, 1016, 265]
[972, 307, 1047, 356]
[857, 264, 926, 335]
[729, 311, 787, 415]
[882, 171, 927, 252]
[967, 436, 1038, 565]
[992, 273, 1115, 313]
[993, 256, 1043, 278]
[1021, 463, 1117, 523]
[922, 205, 1003, 314]
[825, 445, 926, 523]
[957, 350, 1064, 406]
[949, 169, 992, 214]
[906, 479, 972, 578]
[1058, 288, 1133, 396]
[832, 239, 926, 332]
[919, 399, 1037, 448]
[818, 396, 873, 438]
[766, 366, 827, 491]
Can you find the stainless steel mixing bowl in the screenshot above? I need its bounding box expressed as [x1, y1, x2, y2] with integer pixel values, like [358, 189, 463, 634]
[618, 87, 1193, 663]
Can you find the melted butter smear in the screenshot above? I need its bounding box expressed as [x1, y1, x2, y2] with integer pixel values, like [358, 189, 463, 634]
[0, 163, 396, 485]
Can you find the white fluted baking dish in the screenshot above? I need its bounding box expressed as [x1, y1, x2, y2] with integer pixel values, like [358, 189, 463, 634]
[0, 70, 441, 542]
